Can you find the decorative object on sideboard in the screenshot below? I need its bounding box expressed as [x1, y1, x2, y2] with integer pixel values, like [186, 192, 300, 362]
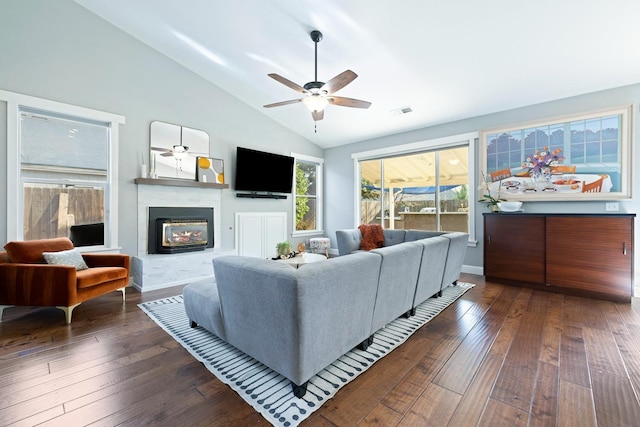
[196, 157, 224, 183]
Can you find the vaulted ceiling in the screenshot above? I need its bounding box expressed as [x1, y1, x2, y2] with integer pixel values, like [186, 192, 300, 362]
[74, 0, 640, 149]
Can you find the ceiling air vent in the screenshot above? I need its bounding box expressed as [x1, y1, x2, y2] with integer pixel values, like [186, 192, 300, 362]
[391, 106, 413, 116]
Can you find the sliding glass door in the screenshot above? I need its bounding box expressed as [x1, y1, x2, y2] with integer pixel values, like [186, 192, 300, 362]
[359, 145, 469, 233]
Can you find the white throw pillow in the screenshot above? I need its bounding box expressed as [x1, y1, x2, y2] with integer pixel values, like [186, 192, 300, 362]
[43, 248, 89, 271]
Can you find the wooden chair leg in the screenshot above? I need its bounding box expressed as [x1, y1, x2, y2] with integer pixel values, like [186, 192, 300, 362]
[0, 305, 13, 322]
[56, 303, 81, 324]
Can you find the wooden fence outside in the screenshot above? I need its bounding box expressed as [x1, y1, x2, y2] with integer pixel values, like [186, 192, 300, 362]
[23, 186, 104, 240]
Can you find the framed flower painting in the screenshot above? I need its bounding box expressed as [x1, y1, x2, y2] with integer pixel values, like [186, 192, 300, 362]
[479, 106, 632, 201]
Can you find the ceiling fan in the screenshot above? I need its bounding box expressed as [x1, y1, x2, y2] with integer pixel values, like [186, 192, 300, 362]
[263, 30, 371, 122]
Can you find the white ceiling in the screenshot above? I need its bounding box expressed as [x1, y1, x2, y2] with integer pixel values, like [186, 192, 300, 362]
[74, 0, 640, 149]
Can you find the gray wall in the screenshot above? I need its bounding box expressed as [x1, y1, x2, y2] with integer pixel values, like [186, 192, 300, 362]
[0, 0, 323, 255]
[325, 85, 640, 278]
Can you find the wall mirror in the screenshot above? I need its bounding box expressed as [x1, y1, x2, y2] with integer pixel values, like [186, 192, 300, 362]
[150, 121, 210, 180]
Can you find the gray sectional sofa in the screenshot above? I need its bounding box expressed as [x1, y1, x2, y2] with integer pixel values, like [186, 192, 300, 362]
[183, 229, 468, 398]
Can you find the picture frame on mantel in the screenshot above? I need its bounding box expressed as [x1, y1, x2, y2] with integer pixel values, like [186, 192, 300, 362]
[479, 106, 632, 202]
[196, 157, 225, 184]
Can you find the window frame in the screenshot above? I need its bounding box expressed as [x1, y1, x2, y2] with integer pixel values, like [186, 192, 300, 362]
[1, 90, 125, 251]
[291, 153, 324, 237]
[352, 132, 478, 247]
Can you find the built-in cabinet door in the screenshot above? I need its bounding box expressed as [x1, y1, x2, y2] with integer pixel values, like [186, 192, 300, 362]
[484, 215, 546, 284]
[235, 212, 287, 259]
[546, 216, 633, 299]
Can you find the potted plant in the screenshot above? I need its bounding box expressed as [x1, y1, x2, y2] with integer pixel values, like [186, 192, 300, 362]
[276, 241, 292, 258]
[479, 171, 506, 211]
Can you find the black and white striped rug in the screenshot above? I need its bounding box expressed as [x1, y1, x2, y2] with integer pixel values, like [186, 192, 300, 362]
[139, 282, 474, 426]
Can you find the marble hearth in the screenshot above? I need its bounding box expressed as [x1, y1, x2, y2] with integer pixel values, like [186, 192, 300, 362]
[132, 181, 234, 292]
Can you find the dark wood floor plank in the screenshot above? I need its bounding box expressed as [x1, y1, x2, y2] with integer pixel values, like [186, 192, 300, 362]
[528, 361, 559, 427]
[538, 292, 563, 367]
[360, 402, 404, 426]
[488, 288, 532, 358]
[398, 383, 460, 426]
[582, 326, 628, 377]
[559, 325, 590, 387]
[380, 355, 441, 414]
[448, 353, 504, 426]
[478, 397, 529, 426]
[491, 363, 538, 412]
[590, 370, 640, 427]
[558, 379, 596, 427]
[0, 344, 184, 425]
[613, 324, 640, 399]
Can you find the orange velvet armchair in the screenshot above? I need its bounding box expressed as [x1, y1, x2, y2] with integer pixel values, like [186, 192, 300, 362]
[0, 237, 130, 324]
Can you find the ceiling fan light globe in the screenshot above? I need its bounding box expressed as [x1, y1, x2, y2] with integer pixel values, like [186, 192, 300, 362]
[172, 145, 189, 160]
[303, 95, 329, 112]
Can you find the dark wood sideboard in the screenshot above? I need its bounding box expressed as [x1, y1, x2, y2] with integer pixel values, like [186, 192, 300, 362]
[483, 213, 635, 302]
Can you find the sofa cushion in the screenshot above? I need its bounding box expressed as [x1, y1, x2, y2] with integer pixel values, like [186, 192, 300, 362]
[76, 266, 129, 289]
[4, 238, 75, 264]
[43, 248, 89, 270]
[382, 229, 406, 246]
[404, 229, 446, 241]
[183, 278, 226, 341]
[358, 224, 384, 250]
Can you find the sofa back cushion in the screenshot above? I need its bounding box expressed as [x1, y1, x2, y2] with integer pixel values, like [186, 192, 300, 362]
[382, 229, 406, 246]
[404, 229, 446, 241]
[335, 229, 363, 255]
[4, 237, 75, 263]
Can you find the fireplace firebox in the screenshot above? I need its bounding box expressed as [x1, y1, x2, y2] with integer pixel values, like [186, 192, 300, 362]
[156, 218, 208, 253]
[148, 207, 214, 254]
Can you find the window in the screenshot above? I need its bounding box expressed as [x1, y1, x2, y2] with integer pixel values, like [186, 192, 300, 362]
[292, 154, 323, 235]
[359, 147, 469, 233]
[2, 90, 124, 249]
[482, 107, 631, 200]
[353, 132, 477, 244]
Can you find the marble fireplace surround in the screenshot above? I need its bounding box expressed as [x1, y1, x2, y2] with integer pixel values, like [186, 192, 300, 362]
[132, 181, 233, 292]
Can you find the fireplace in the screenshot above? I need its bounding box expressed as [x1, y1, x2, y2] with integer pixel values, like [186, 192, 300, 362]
[148, 207, 214, 254]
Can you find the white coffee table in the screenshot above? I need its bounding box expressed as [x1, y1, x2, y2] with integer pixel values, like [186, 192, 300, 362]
[278, 252, 327, 268]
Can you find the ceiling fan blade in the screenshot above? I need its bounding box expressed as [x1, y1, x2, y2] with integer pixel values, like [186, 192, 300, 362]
[263, 99, 303, 108]
[312, 109, 324, 121]
[151, 147, 172, 153]
[328, 96, 372, 109]
[268, 74, 306, 93]
[322, 70, 357, 95]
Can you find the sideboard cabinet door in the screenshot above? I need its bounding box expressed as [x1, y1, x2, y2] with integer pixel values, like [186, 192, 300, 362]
[546, 216, 633, 299]
[484, 215, 546, 284]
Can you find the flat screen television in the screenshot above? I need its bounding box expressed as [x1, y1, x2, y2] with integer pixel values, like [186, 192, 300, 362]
[234, 146, 294, 194]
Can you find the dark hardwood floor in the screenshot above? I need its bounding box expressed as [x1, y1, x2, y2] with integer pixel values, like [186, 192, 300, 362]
[1, 273, 639, 426]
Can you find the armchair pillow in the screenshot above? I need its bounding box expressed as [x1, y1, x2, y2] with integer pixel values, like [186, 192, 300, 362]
[43, 248, 89, 271]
